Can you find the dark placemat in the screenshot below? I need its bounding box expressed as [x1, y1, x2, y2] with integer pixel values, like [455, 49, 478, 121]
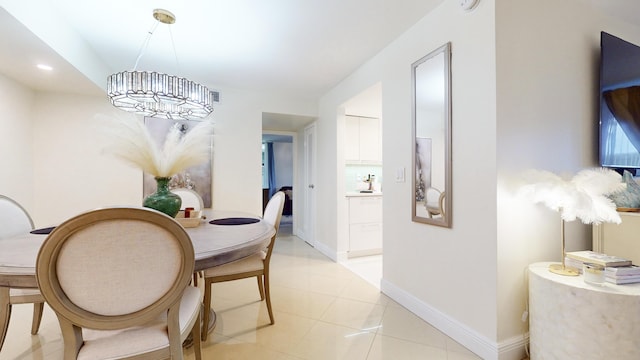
[210, 217, 260, 225]
[30, 226, 56, 235]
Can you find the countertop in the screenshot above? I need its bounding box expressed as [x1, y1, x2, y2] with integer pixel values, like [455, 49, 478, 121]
[345, 192, 383, 197]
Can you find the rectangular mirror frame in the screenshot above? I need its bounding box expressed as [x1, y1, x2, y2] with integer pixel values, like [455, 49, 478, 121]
[411, 42, 452, 227]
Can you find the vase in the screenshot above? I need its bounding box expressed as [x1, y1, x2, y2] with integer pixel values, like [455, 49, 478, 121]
[143, 176, 182, 217]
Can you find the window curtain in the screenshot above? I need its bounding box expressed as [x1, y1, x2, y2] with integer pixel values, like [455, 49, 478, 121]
[604, 86, 640, 152]
[266, 142, 276, 198]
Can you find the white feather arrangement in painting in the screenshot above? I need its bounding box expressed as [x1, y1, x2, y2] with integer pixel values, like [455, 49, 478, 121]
[100, 114, 214, 178]
[519, 168, 625, 225]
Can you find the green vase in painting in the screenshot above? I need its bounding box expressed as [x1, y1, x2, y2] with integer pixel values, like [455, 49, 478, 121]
[143, 177, 182, 217]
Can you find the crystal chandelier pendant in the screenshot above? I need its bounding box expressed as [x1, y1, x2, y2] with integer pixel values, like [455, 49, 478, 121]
[106, 9, 215, 121]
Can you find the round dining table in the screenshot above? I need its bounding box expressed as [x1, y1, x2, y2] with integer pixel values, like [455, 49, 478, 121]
[0, 209, 275, 345]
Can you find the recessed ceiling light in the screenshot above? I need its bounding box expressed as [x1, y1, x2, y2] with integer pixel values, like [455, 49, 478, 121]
[37, 64, 53, 71]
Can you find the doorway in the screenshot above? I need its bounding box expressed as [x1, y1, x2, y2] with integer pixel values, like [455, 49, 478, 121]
[339, 83, 383, 287]
[262, 133, 294, 235]
[261, 111, 316, 242]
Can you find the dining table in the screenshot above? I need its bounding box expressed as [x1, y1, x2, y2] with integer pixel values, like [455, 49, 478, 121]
[0, 208, 275, 345]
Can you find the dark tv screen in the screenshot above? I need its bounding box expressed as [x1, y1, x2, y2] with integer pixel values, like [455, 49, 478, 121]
[599, 32, 640, 171]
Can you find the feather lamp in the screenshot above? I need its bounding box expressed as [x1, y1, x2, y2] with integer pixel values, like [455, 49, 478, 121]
[519, 168, 625, 275]
[100, 114, 214, 216]
[101, 114, 214, 178]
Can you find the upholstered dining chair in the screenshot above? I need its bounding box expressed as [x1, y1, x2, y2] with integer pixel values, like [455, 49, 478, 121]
[439, 191, 446, 219]
[36, 207, 202, 360]
[424, 187, 442, 218]
[0, 195, 44, 352]
[171, 188, 204, 211]
[201, 191, 285, 341]
[171, 188, 206, 285]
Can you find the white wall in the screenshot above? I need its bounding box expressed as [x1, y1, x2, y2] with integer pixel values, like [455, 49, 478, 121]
[318, 0, 499, 357]
[317, 1, 640, 357]
[0, 77, 315, 225]
[496, 0, 640, 344]
[31, 93, 139, 225]
[273, 142, 293, 189]
[0, 74, 35, 216]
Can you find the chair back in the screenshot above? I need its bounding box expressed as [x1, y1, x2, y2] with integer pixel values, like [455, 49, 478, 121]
[439, 191, 446, 218]
[36, 207, 194, 331]
[263, 191, 285, 234]
[0, 195, 34, 239]
[171, 188, 205, 211]
[425, 188, 441, 209]
[261, 192, 285, 264]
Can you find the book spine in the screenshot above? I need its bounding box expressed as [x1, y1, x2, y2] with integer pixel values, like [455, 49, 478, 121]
[604, 266, 640, 276]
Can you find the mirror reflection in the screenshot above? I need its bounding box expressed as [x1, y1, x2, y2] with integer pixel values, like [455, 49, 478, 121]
[412, 42, 452, 227]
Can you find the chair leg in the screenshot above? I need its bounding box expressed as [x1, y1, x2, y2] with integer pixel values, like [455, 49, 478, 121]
[201, 279, 212, 342]
[264, 272, 274, 325]
[256, 275, 265, 301]
[31, 302, 44, 335]
[0, 288, 11, 352]
[192, 309, 202, 360]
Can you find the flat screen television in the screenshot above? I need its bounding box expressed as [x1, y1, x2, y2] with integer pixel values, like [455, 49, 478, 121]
[599, 32, 640, 172]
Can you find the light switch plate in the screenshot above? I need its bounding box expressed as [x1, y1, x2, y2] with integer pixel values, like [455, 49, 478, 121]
[395, 167, 405, 182]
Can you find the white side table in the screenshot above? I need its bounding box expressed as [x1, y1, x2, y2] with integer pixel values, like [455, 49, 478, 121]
[529, 262, 640, 359]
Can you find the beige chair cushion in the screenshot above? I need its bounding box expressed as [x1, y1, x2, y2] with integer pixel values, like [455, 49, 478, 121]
[56, 220, 182, 316]
[0, 195, 34, 239]
[203, 251, 266, 278]
[77, 286, 201, 360]
[263, 192, 285, 227]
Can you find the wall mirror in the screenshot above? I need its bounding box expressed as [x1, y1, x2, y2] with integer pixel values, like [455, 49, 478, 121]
[411, 42, 452, 227]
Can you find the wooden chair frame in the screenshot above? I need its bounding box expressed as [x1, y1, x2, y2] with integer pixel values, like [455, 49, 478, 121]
[36, 207, 201, 360]
[201, 191, 285, 341]
[0, 195, 44, 352]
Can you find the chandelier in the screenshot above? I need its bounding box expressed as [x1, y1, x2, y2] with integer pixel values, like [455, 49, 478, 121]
[107, 9, 215, 121]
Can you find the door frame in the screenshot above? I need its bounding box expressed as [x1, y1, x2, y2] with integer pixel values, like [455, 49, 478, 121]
[301, 122, 317, 247]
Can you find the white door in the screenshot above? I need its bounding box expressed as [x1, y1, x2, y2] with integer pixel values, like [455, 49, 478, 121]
[302, 123, 316, 246]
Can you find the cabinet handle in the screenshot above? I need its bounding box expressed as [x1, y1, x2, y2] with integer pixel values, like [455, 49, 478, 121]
[308, 184, 315, 189]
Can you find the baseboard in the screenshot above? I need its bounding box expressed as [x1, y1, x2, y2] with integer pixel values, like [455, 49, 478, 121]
[313, 241, 339, 262]
[380, 279, 528, 360]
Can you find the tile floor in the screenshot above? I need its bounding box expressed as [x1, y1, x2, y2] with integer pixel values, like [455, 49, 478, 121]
[0, 226, 481, 360]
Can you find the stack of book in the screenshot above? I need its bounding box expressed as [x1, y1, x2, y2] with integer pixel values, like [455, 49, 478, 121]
[564, 250, 633, 275]
[604, 265, 640, 285]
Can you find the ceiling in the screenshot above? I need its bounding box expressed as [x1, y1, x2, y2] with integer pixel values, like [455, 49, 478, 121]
[0, 0, 639, 131]
[0, 0, 446, 99]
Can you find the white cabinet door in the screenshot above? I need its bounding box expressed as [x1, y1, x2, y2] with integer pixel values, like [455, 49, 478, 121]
[348, 196, 382, 224]
[359, 117, 381, 163]
[348, 196, 382, 257]
[345, 116, 360, 162]
[349, 223, 382, 253]
[345, 116, 381, 164]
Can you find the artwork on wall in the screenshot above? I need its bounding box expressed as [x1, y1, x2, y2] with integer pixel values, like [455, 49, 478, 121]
[143, 117, 213, 208]
[415, 137, 432, 202]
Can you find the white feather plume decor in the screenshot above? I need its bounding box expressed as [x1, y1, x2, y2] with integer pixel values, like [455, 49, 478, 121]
[519, 168, 626, 225]
[100, 114, 214, 178]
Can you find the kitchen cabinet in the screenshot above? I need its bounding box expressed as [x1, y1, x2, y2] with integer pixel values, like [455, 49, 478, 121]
[347, 194, 382, 257]
[345, 116, 381, 164]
